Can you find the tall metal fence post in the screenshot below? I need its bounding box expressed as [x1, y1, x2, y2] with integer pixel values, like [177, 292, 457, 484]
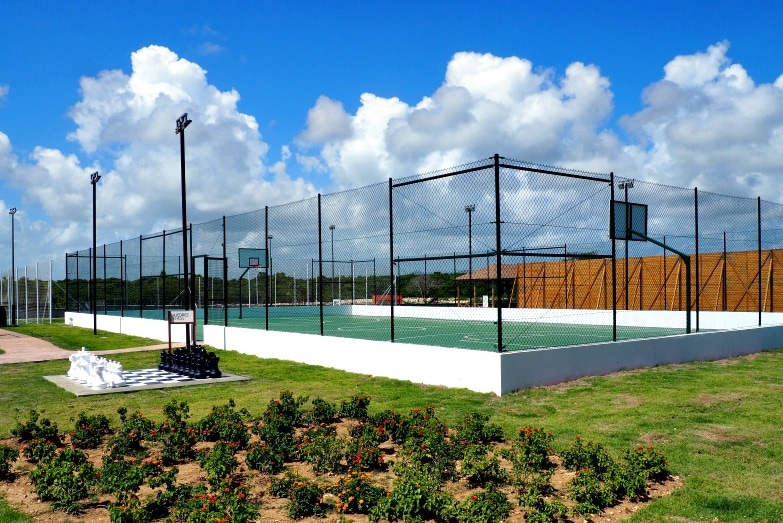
[161, 231, 167, 319]
[317, 196, 324, 335]
[494, 154, 503, 352]
[223, 216, 228, 327]
[695, 187, 700, 332]
[758, 196, 762, 325]
[49, 260, 53, 323]
[102, 244, 107, 315]
[389, 178, 395, 342]
[610, 173, 617, 341]
[139, 235, 143, 318]
[265, 206, 270, 330]
[120, 240, 125, 317]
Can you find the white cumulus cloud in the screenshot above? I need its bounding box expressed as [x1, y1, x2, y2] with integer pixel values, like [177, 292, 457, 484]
[299, 51, 618, 188]
[621, 41, 783, 200]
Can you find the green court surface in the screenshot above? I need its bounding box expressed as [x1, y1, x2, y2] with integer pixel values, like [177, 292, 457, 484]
[203, 308, 687, 352]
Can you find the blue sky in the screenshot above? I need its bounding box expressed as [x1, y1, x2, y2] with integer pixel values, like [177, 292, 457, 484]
[3, 1, 783, 271]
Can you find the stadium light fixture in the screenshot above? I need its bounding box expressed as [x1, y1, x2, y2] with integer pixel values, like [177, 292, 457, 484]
[465, 204, 475, 307]
[8, 207, 16, 326]
[176, 113, 193, 348]
[90, 172, 101, 335]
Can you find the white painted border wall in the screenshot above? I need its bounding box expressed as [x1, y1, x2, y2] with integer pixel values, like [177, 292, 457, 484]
[65, 312, 188, 343]
[350, 305, 783, 329]
[66, 310, 783, 395]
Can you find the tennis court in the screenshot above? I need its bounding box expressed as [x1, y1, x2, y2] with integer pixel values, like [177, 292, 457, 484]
[198, 306, 687, 352]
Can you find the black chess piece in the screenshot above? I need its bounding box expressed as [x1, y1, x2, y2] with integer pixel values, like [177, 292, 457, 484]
[172, 347, 184, 375]
[205, 352, 222, 378]
[159, 349, 172, 372]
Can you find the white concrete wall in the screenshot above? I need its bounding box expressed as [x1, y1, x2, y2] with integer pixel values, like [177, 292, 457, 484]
[65, 312, 188, 343]
[350, 305, 783, 329]
[498, 325, 783, 393]
[67, 310, 783, 395]
[203, 325, 501, 394]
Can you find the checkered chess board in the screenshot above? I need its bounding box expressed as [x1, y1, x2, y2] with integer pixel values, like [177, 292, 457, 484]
[117, 368, 193, 387]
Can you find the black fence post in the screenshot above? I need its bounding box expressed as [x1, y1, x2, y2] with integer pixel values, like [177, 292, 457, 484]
[610, 173, 617, 341]
[389, 178, 395, 343]
[494, 154, 503, 352]
[695, 188, 699, 332]
[139, 235, 143, 318]
[120, 240, 125, 317]
[162, 230, 166, 320]
[266, 206, 270, 330]
[758, 196, 762, 325]
[317, 197, 324, 335]
[223, 216, 228, 327]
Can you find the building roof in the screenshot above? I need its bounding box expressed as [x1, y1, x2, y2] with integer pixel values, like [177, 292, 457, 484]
[455, 263, 519, 281]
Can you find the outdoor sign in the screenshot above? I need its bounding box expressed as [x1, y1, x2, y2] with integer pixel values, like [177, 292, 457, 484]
[168, 310, 196, 348]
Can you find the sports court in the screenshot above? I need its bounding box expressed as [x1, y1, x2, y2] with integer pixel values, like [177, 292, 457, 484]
[193, 305, 688, 352]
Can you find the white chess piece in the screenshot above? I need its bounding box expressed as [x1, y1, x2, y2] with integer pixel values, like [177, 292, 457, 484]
[87, 356, 107, 389]
[105, 360, 126, 388]
[69, 348, 92, 383]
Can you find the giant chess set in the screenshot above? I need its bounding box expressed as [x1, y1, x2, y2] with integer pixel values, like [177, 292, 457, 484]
[67, 345, 222, 391]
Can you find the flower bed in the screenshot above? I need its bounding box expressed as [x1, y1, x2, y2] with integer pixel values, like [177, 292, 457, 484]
[0, 394, 680, 522]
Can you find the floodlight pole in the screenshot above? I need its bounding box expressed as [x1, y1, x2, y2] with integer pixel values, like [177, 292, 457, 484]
[465, 204, 475, 307]
[618, 180, 633, 310]
[176, 113, 192, 348]
[90, 172, 101, 335]
[8, 208, 16, 326]
[329, 225, 335, 301]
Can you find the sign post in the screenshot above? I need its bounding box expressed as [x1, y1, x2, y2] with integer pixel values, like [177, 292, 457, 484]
[168, 310, 196, 349]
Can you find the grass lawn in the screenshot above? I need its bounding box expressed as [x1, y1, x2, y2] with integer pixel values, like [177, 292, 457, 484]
[8, 321, 162, 351]
[1, 322, 782, 521]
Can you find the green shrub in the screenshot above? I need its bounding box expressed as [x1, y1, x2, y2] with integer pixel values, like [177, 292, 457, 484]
[0, 444, 19, 479]
[197, 441, 238, 488]
[28, 447, 96, 515]
[338, 393, 371, 420]
[453, 412, 505, 446]
[156, 400, 196, 465]
[71, 412, 112, 449]
[21, 439, 57, 465]
[245, 442, 285, 474]
[298, 430, 346, 474]
[459, 444, 507, 487]
[12, 409, 62, 446]
[452, 485, 511, 523]
[561, 436, 614, 474]
[369, 462, 452, 523]
[331, 470, 386, 515]
[623, 445, 670, 481]
[192, 399, 251, 449]
[303, 396, 339, 425]
[172, 481, 257, 523]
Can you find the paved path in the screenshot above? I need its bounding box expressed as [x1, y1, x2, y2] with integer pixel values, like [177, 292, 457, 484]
[0, 328, 180, 364]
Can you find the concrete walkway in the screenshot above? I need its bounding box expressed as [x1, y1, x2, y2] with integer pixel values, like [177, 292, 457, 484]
[0, 328, 179, 364]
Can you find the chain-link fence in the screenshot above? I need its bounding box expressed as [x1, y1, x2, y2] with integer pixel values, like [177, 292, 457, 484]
[49, 154, 783, 351]
[0, 260, 61, 325]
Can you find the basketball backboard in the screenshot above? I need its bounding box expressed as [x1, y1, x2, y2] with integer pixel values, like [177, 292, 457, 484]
[610, 200, 648, 241]
[238, 247, 266, 268]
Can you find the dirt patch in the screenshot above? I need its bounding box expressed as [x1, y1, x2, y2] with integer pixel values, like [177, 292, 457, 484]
[694, 392, 744, 407]
[0, 422, 683, 523]
[694, 425, 744, 443]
